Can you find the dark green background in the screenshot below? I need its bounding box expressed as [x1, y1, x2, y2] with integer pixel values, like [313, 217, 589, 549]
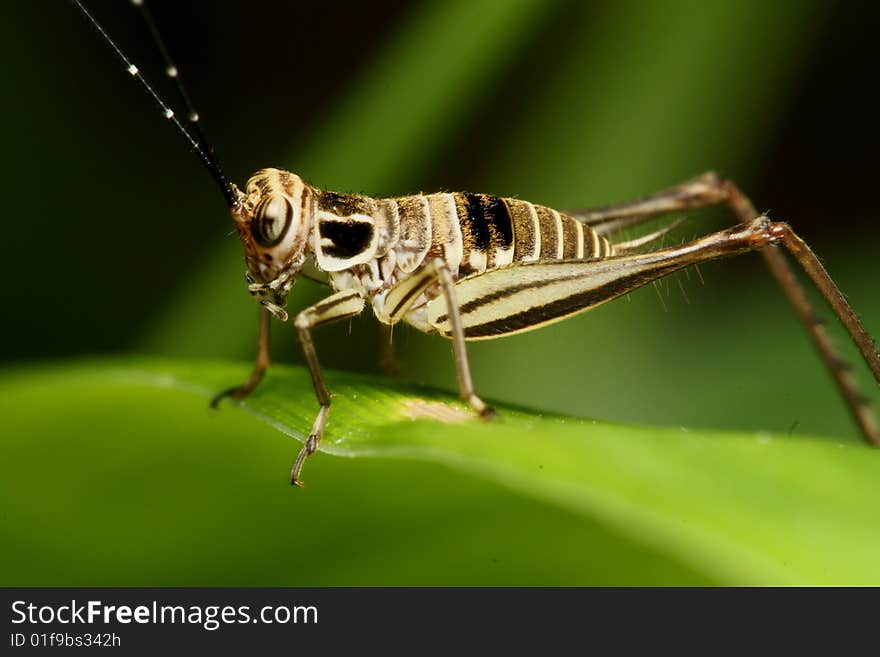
[2, 0, 878, 585]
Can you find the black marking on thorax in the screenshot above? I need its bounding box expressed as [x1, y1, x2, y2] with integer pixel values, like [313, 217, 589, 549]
[315, 190, 378, 261]
[319, 218, 375, 259]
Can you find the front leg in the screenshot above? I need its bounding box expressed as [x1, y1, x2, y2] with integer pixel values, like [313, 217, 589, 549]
[290, 289, 366, 487]
[211, 306, 272, 408]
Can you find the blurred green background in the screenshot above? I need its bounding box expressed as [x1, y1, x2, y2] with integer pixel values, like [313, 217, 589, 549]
[1, 0, 879, 585]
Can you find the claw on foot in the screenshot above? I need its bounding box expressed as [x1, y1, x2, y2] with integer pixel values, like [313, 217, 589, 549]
[289, 434, 318, 489]
[210, 387, 242, 409]
[480, 405, 498, 420]
[467, 394, 496, 420]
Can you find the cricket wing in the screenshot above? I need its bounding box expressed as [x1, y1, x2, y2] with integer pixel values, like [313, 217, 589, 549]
[426, 257, 682, 340]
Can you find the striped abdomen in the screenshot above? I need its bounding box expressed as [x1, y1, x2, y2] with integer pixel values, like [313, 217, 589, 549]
[388, 192, 614, 281]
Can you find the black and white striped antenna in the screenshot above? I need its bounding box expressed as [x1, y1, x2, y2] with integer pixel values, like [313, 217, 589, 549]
[129, 0, 216, 164]
[71, 0, 240, 209]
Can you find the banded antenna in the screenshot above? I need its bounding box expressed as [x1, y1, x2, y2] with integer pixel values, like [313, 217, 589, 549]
[71, 0, 240, 209]
[129, 0, 215, 165]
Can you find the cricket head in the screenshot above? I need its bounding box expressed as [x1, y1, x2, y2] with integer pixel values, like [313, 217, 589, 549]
[231, 168, 316, 320]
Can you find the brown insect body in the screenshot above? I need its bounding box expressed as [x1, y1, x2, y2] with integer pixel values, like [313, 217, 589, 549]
[237, 167, 616, 338]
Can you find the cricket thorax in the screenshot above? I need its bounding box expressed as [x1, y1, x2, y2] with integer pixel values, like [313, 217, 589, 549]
[312, 190, 382, 271]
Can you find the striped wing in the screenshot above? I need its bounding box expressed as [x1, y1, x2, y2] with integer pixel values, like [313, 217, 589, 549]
[426, 257, 682, 340]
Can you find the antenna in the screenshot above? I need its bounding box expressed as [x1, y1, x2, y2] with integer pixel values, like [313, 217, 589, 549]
[71, 0, 240, 209]
[129, 0, 215, 164]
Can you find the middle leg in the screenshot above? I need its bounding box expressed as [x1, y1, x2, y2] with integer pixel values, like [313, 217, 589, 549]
[378, 258, 494, 418]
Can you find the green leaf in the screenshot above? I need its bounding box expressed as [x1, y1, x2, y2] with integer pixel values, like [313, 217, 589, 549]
[3, 358, 879, 585]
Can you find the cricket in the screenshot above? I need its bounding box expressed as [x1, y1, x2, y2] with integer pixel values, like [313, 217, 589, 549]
[73, 0, 880, 486]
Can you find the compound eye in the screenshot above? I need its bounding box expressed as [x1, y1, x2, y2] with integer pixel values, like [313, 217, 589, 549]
[253, 196, 293, 247]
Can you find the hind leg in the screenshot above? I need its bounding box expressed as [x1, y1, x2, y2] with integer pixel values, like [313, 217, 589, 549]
[566, 173, 879, 444]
